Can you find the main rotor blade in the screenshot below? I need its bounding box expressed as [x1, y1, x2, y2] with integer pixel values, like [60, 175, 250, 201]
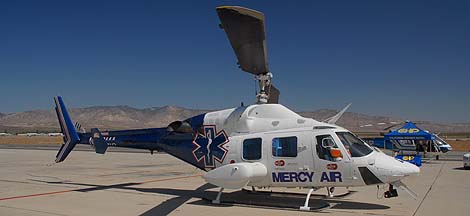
[325, 103, 352, 124]
[216, 6, 269, 75]
[383, 122, 404, 131]
[267, 84, 280, 104]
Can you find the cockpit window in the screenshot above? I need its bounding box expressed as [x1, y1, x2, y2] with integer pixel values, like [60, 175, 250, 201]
[316, 135, 340, 162]
[336, 132, 373, 157]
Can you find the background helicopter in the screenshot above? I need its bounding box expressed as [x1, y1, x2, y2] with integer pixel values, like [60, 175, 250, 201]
[360, 121, 453, 160]
[53, 6, 419, 211]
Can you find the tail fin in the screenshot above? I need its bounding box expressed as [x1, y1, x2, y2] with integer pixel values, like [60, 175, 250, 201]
[54, 96, 80, 163]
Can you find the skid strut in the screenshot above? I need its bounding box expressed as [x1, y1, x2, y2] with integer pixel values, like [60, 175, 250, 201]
[299, 188, 314, 211]
[213, 187, 224, 204]
[327, 187, 335, 197]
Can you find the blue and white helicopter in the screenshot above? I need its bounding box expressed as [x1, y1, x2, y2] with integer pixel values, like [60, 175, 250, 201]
[53, 6, 420, 210]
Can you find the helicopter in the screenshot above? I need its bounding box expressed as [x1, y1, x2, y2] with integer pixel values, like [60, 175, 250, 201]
[53, 6, 420, 211]
[360, 121, 453, 161]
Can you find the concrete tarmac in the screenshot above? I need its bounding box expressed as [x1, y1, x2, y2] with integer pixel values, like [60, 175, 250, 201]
[0, 148, 469, 216]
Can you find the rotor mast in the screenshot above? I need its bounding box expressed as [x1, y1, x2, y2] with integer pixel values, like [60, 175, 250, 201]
[256, 72, 273, 104]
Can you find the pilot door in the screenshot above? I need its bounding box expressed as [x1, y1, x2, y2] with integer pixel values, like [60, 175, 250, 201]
[312, 132, 353, 186]
[269, 131, 315, 187]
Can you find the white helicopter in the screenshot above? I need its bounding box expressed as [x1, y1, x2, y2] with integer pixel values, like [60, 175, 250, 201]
[53, 6, 420, 211]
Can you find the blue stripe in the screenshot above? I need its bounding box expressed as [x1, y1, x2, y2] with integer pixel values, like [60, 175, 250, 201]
[185, 113, 205, 129]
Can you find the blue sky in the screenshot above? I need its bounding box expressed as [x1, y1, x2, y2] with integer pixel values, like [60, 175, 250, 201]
[1, 0, 469, 122]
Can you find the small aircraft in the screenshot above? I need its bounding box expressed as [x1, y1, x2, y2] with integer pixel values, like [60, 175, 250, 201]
[18, 132, 42, 137]
[53, 6, 420, 210]
[48, 132, 63, 137]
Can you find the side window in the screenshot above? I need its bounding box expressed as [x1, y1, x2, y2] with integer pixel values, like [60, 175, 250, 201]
[243, 138, 262, 160]
[272, 136, 297, 157]
[316, 135, 341, 162]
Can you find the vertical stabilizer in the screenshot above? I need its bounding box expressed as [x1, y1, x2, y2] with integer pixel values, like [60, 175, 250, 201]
[54, 96, 80, 163]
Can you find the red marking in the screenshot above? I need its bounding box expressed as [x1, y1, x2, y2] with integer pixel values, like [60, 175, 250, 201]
[0, 174, 202, 201]
[327, 164, 338, 170]
[139, 174, 202, 184]
[0, 189, 74, 201]
[230, 160, 235, 164]
[274, 160, 285, 166]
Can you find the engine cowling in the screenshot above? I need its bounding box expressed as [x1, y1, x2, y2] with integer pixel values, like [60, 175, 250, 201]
[167, 121, 193, 133]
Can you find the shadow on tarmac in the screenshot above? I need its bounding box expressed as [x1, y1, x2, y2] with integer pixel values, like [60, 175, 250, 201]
[37, 179, 390, 214]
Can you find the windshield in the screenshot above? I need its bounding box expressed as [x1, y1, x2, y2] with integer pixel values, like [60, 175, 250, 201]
[434, 136, 448, 146]
[336, 132, 373, 157]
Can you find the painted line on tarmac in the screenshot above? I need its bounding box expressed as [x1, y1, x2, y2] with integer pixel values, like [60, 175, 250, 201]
[0, 174, 202, 201]
[412, 162, 445, 216]
[0, 189, 75, 201]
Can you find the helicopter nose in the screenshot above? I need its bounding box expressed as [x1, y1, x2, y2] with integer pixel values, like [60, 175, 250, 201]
[400, 160, 420, 176]
[372, 153, 420, 183]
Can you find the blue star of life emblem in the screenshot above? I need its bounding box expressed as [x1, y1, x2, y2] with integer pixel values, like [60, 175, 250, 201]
[192, 125, 229, 169]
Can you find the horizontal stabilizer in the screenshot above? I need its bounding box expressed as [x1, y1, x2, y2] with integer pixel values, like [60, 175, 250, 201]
[90, 128, 108, 154]
[54, 96, 80, 163]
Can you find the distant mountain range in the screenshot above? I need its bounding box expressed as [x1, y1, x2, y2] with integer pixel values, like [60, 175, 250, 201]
[0, 105, 469, 133]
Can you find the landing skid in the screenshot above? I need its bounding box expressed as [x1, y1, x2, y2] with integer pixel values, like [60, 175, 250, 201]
[203, 188, 354, 211]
